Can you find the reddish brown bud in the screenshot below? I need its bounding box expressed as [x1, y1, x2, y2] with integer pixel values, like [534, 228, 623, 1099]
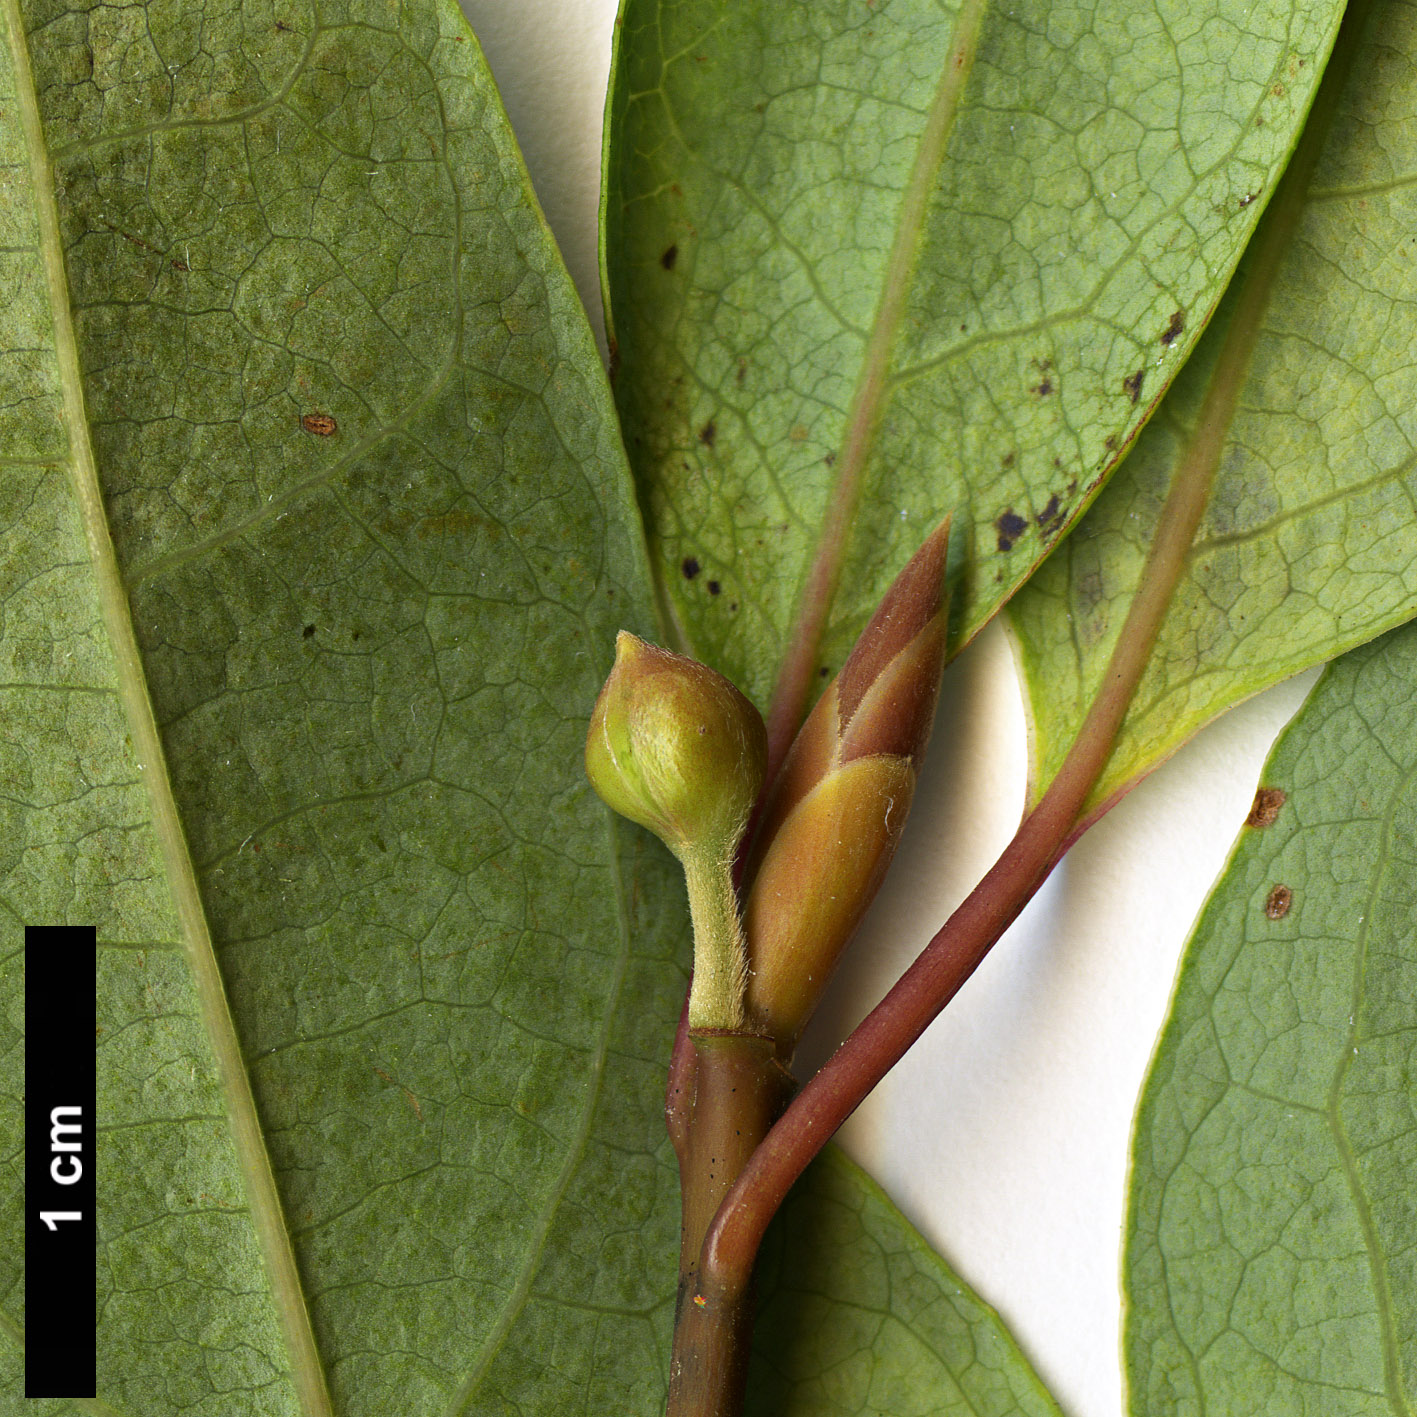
[744, 519, 951, 1053]
[744, 755, 915, 1046]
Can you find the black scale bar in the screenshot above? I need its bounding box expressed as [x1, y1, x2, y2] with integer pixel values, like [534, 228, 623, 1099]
[24, 925, 96, 1399]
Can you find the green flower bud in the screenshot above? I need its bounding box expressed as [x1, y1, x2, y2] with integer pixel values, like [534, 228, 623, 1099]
[586, 632, 767, 862]
[586, 633, 768, 1030]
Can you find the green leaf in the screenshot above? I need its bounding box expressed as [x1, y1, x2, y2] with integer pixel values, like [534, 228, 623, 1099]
[602, 0, 1346, 712]
[1124, 616, 1417, 1417]
[1007, 0, 1417, 815]
[0, 5, 307, 1409]
[750, 1149, 1063, 1417]
[0, 0, 683, 1409]
[0, 0, 1063, 1411]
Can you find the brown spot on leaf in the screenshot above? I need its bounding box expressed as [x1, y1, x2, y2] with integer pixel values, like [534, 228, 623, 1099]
[1246, 787, 1287, 828]
[301, 412, 338, 436]
[1036, 494, 1061, 527]
[660, 244, 678, 270]
[1104, 434, 1117, 451]
[275, 18, 294, 30]
[1002, 451, 1016, 468]
[818, 666, 830, 678]
[1033, 378, 1053, 397]
[682, 557, 701, 580]
[101, 220, 160, 254]
[1239, 190, 1260, 208]
[1123, 369, 1145, 405]
[1264, 884, 1292, 920]
[1162, 309, 1185, 345]
[736, 357, 747, 385]
[171, 257, 189, 272]
[995, 510, 1027, 552]
[698, 419, 716, 447]
[707, 580, 721, 595]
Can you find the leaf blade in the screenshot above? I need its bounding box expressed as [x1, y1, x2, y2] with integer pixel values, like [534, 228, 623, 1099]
[1124, 617, 1417, 1416]
[1008, 0, 1417, 814]
[3, 0, 684, 1410]
[602, 0, 1347, 714]
[0, 0, 308, 1403]
[751, 1148, 1065, 1417]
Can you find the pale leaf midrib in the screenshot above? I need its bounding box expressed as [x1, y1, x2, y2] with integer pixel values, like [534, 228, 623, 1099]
[2, 4, 333, 1413]
[1326, 757, 1417, 1417]
[764, 0, 990, 758]
[1055, 0, 1369, 818]
[828, 0, 991, 520]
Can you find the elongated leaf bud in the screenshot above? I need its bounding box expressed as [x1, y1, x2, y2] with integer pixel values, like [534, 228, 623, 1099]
[745, 519, 950, 1054]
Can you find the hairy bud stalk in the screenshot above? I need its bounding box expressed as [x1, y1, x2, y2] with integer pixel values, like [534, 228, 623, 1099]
[745, 518, 951, 1056]
[585, 632, 767, 1030]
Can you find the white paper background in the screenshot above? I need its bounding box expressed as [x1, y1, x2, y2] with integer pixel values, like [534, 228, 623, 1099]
[461, 4, 1322, 1412]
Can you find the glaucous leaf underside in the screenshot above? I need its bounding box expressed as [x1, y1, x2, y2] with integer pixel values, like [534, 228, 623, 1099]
[1125, 615, 1417, 1417]
[604, 0, 1346, 710]
[1, 0, 680, 1409]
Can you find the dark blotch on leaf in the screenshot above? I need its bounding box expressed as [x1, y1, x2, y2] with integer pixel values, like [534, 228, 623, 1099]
[301, 412, 338, 436]
[682, 557, 701, 580]
[302, 624, 316, 640]
[1246, 787, 1287, 828]
[1264, 884, 1292, 920]
[1036, 494, 1061, 527]
[1162, 309, 1185, 345]
[707, 580, 721, 596]
[819, 666, 830, 678]
[1033, 378, 1053, 396]
[1123, 369, 1145, 404]
[660, 244, 678, 270]
[698, 419, 716, 447]
[995, 510, 1027, 553]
